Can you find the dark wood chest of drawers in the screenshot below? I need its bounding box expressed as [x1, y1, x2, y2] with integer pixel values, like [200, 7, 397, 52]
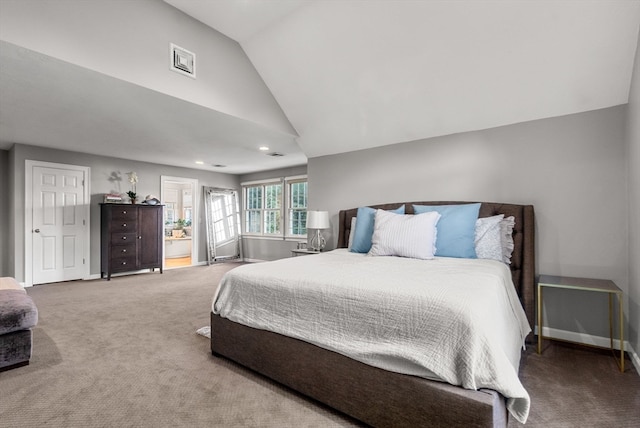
[100, 203, 163, 280]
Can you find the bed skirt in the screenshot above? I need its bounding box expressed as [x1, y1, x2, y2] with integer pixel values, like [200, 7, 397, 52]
[210, 313, 508, 428]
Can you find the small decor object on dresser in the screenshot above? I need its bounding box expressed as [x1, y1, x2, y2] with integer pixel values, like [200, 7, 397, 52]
[103, 193, 123, 204]
[143, 194, 160, 205]
[126, 171, 138, 204]
[127, 191, 137, 204]
[100, 203, 163, 280]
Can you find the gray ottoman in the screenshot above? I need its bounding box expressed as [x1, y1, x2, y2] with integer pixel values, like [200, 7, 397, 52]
[0, 289, 38, 371]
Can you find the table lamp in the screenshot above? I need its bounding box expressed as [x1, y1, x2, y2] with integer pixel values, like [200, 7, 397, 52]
[307, 211, 330, 251]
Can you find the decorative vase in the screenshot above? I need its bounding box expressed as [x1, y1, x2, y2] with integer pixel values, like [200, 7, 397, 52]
[130, 198, 137, 204]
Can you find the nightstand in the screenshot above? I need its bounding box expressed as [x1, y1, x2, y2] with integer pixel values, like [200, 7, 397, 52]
[291, 249, 321, 257]
[537, 275, 624, 372]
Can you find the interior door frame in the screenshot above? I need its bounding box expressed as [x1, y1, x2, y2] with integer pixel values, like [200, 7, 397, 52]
[160, 175, 198, 268]
[25, 160, 91, 287]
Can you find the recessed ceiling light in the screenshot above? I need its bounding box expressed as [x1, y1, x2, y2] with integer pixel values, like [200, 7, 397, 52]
[195, 161, 204, 165]
[212, 164, 227, 168]
[259, 146, 270, 151]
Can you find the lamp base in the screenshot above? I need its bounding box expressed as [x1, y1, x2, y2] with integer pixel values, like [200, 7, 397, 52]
[310, 230, 325, 252]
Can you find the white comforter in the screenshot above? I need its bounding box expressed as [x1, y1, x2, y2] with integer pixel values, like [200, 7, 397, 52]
[212, 249, 531, 423]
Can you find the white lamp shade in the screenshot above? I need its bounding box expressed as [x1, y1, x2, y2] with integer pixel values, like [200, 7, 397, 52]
[307, 211, 330, 229]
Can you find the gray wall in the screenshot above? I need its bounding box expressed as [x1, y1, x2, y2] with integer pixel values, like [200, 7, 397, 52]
[309, 105, 628, 340]
[8, 143, 240, 282]
[0, 149, 8, 276]
[626, 28, 640, 359]
[239, 165, 308, 261]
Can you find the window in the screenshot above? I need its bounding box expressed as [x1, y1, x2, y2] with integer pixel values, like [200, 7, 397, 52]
[264, 183, 282, 234]
[242, 175, 307, 238]
[245, 186, 262, 234]
[288, 180, 307, 236]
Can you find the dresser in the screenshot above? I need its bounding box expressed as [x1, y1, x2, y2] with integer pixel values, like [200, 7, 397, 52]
[100, 203, 163, 280]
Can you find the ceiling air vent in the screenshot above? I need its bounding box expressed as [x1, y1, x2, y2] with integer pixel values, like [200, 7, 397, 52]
[170, 43, 196, 79]
[266, 152, 285, 157]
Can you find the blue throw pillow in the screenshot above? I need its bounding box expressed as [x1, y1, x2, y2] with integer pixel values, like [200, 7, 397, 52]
[412, 203, 481, 258]
[350, 205, 405, 253]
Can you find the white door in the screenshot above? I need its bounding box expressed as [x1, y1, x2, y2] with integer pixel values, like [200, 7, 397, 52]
[31, 165, 87, 284]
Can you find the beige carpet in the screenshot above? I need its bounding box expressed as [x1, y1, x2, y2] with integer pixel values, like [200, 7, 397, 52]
[0, 264, 638, 427]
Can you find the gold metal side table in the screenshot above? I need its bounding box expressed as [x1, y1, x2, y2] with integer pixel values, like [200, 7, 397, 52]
[537, 275, 624, 372]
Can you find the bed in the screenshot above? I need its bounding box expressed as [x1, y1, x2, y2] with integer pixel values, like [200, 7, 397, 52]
[211, 201, 535, 427]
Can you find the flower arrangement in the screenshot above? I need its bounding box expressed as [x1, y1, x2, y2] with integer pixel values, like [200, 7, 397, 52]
[126, 172, 138, 203]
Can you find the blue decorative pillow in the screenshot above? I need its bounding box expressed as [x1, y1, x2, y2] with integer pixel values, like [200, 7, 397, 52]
[350, 205, 405, 253]
[412, 203, 481, 258]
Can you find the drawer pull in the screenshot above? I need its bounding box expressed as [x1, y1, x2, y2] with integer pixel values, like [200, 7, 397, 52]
[122, 223, 127, 227]
[122, 210, 127, 214]
[121, 249, 127, 253]
[121, 261, 127, 265]
[122, 236, 127, 240]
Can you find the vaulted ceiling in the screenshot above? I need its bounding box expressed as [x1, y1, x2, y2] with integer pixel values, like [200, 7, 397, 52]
[168, 0, 640, 158]
[1, 0, 639, 173]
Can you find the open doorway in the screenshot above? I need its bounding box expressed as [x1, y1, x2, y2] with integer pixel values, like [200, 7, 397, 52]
[161, 176, 198, 269]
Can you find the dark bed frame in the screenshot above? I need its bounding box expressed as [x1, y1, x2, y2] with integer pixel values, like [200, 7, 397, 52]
[211, 201, 535, 427]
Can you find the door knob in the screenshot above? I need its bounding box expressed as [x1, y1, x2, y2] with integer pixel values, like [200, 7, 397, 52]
[34, 229, 40, 233]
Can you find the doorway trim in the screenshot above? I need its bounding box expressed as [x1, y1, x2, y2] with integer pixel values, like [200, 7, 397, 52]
[161, 176, 198, 269]
[25, 160, 91, 287]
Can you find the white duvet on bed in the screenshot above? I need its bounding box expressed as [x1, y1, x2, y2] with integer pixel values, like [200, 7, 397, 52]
[212, 249, 531, 423]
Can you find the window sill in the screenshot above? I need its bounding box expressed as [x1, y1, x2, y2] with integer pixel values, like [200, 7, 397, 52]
[242, 235, 306, 242]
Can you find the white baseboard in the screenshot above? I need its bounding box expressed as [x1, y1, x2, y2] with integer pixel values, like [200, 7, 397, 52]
[536, 326, 640, 375]
[631, 344, 640, 374]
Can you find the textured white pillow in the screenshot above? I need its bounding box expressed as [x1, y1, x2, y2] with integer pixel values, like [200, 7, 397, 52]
[474, 214, 516, 264]
[500, 216, 516, 264]
[475, 214, 504, 262]
[368, 210, 440, 260]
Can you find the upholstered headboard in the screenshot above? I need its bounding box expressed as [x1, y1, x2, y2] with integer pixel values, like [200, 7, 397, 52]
[337, 201, 536, 341]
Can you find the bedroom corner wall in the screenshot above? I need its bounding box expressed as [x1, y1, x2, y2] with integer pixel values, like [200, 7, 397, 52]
[625, 24, 640, 364]
[239, 165, 308, 261]
[308, 105, 628, 342]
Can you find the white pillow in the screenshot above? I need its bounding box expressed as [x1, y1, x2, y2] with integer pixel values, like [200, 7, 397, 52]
[474, 214, 516, 264]
[368, 209, 440, 260]
[500, 216, 516, 264]
[475, 214, 504, 262]
[347, 217, 357, 250]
